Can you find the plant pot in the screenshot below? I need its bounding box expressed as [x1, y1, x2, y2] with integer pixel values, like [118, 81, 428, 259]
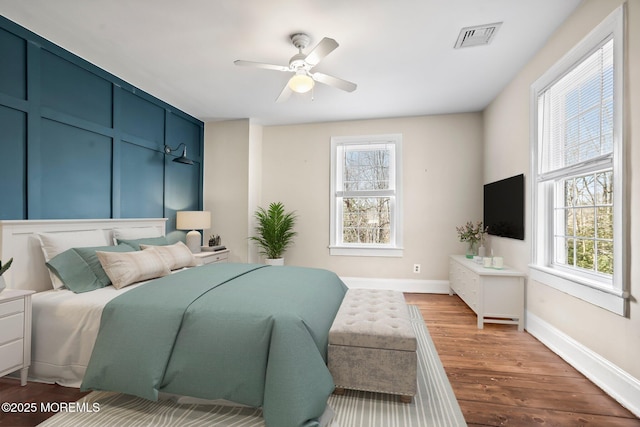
[265, 258, 284, 266]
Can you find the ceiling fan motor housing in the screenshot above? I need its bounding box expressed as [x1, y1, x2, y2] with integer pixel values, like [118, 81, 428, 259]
[289, 53, 309, 70]
[290, 33, 311, 50]
[289, 33, 311, 70]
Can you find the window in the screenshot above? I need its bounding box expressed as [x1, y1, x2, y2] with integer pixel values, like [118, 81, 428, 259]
[530, 6, 626, 315]
[330, 134, 402, 256]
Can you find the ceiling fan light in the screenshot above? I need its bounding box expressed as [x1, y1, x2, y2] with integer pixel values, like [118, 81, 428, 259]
[288, 73, 314, 93]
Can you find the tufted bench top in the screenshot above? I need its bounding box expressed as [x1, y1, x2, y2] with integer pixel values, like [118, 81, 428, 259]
[329, 289, 416, 352]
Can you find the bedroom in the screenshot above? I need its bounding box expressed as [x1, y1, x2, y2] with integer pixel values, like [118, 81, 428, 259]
[0, 0, 639, 426]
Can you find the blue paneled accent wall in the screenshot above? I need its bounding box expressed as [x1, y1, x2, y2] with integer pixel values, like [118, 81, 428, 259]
[0, 17, 204, 232]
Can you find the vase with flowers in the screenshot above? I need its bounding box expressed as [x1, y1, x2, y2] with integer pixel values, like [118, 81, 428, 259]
[456, 221, 488, 258]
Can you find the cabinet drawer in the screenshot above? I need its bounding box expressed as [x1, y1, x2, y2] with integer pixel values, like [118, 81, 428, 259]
[0, 313, 24, 345]
[208, 252, 228, 262]
[0, 339, 24, 372]
[198, 252, 229, 265]
[0, 299, 24, 317]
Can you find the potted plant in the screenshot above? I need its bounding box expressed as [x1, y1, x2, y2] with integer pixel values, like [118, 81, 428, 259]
[250, 202, 297, 265]
[0, 258, 12, 293]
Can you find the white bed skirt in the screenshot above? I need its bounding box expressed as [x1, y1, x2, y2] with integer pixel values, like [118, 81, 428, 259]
[30, 285, 140, 387]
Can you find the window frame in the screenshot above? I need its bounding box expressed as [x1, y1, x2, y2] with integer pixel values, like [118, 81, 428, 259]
[529, 5, 627, 316]
[329, 134, 403, 257]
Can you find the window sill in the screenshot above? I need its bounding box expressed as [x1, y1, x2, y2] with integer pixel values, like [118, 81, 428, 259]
[529, 264, 627, 316]
[329, 246, 403, 257]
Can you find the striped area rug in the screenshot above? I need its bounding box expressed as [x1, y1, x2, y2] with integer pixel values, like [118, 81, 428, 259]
[39, 305, 466, 427]
[328, 305, 466, 426]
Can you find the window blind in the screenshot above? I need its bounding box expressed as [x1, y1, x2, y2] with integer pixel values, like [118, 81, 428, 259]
[538, 38, 614, 179]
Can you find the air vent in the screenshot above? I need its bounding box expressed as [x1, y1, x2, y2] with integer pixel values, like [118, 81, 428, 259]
[454, 22, 502, 49]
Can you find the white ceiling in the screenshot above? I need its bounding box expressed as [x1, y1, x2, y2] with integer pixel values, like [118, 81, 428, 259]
[0, 0, 582, 126]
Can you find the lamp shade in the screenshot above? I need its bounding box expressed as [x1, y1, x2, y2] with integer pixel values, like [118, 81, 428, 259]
[173, 146, 194, 165]
[288, 73, 314, 93]
[177, 211, 211, 253]
[164, 143, 195, 165]
[177, 211, 211, 230]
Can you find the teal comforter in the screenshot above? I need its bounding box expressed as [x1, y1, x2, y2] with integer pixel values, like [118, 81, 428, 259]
[81, 263, 347, 427]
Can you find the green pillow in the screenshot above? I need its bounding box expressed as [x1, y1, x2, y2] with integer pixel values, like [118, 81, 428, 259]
[117, 236, 169, 250]
[46, 244, 133, 293]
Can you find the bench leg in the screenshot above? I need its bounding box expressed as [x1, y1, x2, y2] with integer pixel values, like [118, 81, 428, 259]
[399, 395, 413, 404]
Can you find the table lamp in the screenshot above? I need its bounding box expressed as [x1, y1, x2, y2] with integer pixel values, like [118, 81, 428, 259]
[176, 211, 211, 253]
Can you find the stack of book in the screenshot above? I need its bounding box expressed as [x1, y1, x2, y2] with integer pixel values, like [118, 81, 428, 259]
[201, 245, 227, 252]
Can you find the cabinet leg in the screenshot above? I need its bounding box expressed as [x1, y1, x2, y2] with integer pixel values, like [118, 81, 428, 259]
[477, 317, 484, 329]
[20, 367, 28, 386]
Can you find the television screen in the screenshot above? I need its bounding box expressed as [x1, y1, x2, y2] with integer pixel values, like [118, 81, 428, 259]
[483, 174, 524, 240]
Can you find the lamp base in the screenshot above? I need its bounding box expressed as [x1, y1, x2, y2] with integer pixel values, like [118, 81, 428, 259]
[185, 230, 202, 253]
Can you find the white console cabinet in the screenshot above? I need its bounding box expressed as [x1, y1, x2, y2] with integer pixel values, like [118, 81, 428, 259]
[449, 255, 525, 331]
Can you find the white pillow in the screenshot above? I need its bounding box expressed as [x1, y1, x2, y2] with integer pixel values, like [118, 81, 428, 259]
[96, 250, 171, 290]
[140, 242, 197, 270]
[38, 230, 111, 289]
[111, 227, 162, 245]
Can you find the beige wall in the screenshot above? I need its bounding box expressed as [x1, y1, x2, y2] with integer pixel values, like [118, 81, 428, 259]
[484, 0, 640, 379]
[260, 114, 483, 280]
[247, 122, 263, 263]
[203, 119, 252, 263]
[205, 114, 483, 280]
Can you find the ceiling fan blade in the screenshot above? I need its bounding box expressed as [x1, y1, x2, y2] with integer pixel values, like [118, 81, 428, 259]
[276, 83, 293, 103]
[312, 72, 357, 92]
[304, 37, 339, 67]
[234, 60, 290, 72]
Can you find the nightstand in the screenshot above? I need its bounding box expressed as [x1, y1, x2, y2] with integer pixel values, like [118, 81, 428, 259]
[194, 249, 230, 266]
[0, 289, 35, 386]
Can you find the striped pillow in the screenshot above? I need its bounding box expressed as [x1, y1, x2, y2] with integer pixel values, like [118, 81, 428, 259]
[140, 241, 197, 270]
[96, 249, 170, 289]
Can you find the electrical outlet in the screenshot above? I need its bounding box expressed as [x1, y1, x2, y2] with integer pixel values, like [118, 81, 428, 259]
[413, 264, 421, 274]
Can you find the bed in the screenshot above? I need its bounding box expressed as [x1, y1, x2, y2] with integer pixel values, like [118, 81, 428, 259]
[0, 219, 347, 427]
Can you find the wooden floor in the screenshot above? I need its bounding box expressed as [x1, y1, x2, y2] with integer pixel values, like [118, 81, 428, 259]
[0, 378, 88, 426]
[0, 293, 638, 426]
[405, 293, 640, 427]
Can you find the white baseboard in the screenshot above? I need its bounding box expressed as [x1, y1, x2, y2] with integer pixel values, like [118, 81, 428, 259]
[340, 277, 450, 294]
[526, 310, 640, 417]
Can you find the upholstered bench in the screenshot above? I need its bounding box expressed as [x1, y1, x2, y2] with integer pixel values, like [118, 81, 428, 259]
[328, 289, 417, 403]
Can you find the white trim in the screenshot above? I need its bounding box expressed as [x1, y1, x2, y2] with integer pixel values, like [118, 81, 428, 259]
[529, 266, 626, 316]
[328, 246, 403, 257]
[330, 134, 403, 257]
[340, 276, 450, 294]
[531, 6, 624, 92]
[529, 5, 627, 315]
[526, 310, 640, 417]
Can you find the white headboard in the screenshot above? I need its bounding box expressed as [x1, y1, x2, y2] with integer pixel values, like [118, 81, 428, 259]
[0, 218, 167, 292]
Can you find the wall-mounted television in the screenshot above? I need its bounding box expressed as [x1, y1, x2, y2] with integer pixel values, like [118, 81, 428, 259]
[483, 174, 525, 240]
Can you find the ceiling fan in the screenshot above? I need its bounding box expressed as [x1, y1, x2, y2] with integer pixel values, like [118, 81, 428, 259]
[234, 33, 357, 102]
